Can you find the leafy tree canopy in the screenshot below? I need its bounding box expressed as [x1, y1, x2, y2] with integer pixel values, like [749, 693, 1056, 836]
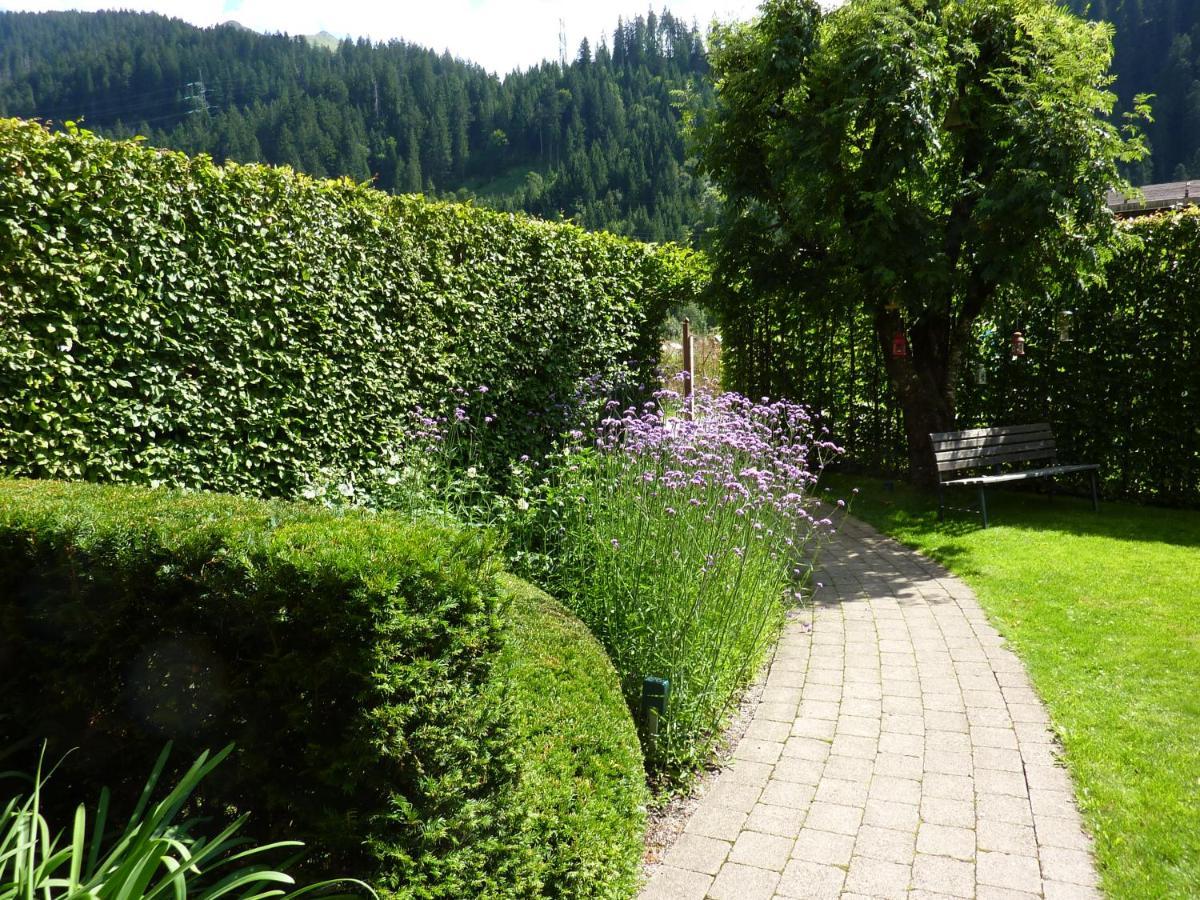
[693, 0, 1146, 484]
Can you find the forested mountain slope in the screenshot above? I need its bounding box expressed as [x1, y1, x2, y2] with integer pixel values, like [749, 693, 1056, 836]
[0, 9, 712, 241]
[1069, 0, 1200, 181]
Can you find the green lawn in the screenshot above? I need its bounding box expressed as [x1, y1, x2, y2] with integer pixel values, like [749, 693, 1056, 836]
[823, 473, 1200, 900]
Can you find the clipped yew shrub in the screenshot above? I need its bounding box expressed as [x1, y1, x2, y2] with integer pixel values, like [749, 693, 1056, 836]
[494, 575, 647, 899]
[0, 479, 648, 898]
[0, 118, 703, 495]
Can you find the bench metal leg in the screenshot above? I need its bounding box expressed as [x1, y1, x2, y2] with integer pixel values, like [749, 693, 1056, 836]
[1090, 471, 1099, 512]
[937, 485, 945, 523]
[978, 487, 989, 528]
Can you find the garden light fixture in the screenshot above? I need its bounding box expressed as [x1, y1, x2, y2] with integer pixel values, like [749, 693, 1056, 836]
[640, 676, 670, 757]
[1057, 310, 1074, 342]
[1010, 330, 1026, 357]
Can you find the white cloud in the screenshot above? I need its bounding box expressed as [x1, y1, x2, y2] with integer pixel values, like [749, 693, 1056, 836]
[1, 0, 765, 74]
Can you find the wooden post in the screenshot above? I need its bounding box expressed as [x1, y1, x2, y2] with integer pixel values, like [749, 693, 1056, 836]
[682, 317, 694, 420]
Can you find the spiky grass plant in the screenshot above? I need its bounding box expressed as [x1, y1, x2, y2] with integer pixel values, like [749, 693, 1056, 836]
[0, 745, 372, 900]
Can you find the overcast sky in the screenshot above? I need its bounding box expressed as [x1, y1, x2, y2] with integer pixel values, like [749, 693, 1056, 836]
[0, 1, 766, 75]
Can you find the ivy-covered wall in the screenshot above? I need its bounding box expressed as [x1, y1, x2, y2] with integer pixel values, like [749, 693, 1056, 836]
[0, 118, 705, 496]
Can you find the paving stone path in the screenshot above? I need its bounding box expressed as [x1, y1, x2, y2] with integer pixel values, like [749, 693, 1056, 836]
[641, 516, 1101, 900]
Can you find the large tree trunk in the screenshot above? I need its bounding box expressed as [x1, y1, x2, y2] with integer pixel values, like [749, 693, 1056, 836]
[875, 306, 958, 488]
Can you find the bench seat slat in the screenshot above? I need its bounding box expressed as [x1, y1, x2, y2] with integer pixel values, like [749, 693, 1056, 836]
[936, 446, 1058, 472]
[931, 429, 1054, 453]
[935, 438, 1057, 465]
[943, 463, 1100, 486]
[930, 423, 1050, 442]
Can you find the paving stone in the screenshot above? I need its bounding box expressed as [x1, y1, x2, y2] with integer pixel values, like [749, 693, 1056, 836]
[853, 823, 916, 865]
[926, 729, 973, 753]
[800, 682, 842, 703]
[873, 751, 924, 780]
[772, 756, 825, 786]
[844, 855, 911, 899]
[759, 779, 815, 810]
[639, 865, 712, 900]
[792, 827, 856, 866]
[977, 820, 1038, 856]
[775, 859, 846, 899]
[976, 887, 1041, 900]
[822, 753, 874, 783]
[924, 693, 966, 713]
[1039, 846, 1100, 886]
[925, 709, 970, 732]
[762, 685, 804, 705]
[803, 801, 864, 836]
[882, 694, 924, 715]
[706, 779, 763, 813]
[843, 681, 884, 700]
[724, 759, 775, 788]
[729, 831, 795, 872]
[974, 767, 1028, 797]
[782, 736, 832, 761]
[744, 803, 805, 839]
[912, 853, 975, 898]
[790, 716, 837, 740]
[837, 714, 882, 738]
[1024, 764, 1074, 794]
[862, 798, 920, 833]
[878, 731, 924, 756]
[745, 719, 793, 743]
[736, 738, 785, 765]
[916, 822, 976, 861]
[882, 713, 925, 736]
[974, 746, 1024, 773]
[799, 699, 841, 720]
[757, 701, 800, 723]
[976, 850, 1042, 893]
[977, 793, 1034, 827]
[684, 804, 748, 841]
[971, 726, 1020, 750]
[967, 705, 1014, 728]
[1042, 881, 1104, 899]
[1034, 815, 1092, 851]
[923, 772, 974, 802]
[868, 774, 923, 806]
[1029, 788, 1078, 819]
[815, 776, 870, 807]
[921, 796, 976, 829]
[708, 861, 780, 900]
[663, 833, 730, 875]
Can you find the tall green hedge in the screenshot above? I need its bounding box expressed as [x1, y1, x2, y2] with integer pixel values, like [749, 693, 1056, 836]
[0, 118, 704, 496]
[957, 210, 1200, 505]
[0, 478, 512, 893]
[719, 210, 1200, 506]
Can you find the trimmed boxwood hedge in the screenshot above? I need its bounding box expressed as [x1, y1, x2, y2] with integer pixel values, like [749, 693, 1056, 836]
[494, 574, 647, 899]
[0, 118, 705, 495]
[0, 478, 647, 898]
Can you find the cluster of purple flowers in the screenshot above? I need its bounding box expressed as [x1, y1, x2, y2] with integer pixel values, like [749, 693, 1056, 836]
[593, 387, 843, 536]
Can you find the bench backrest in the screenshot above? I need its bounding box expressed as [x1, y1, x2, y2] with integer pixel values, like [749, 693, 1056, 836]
[930, 424, 1057, 481]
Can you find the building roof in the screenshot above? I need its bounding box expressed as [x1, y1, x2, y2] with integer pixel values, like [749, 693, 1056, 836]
[1107, 180, 1200, 217]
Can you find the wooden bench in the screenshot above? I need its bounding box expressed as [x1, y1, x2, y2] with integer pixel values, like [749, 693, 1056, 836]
[930, 424, 1099, 527]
